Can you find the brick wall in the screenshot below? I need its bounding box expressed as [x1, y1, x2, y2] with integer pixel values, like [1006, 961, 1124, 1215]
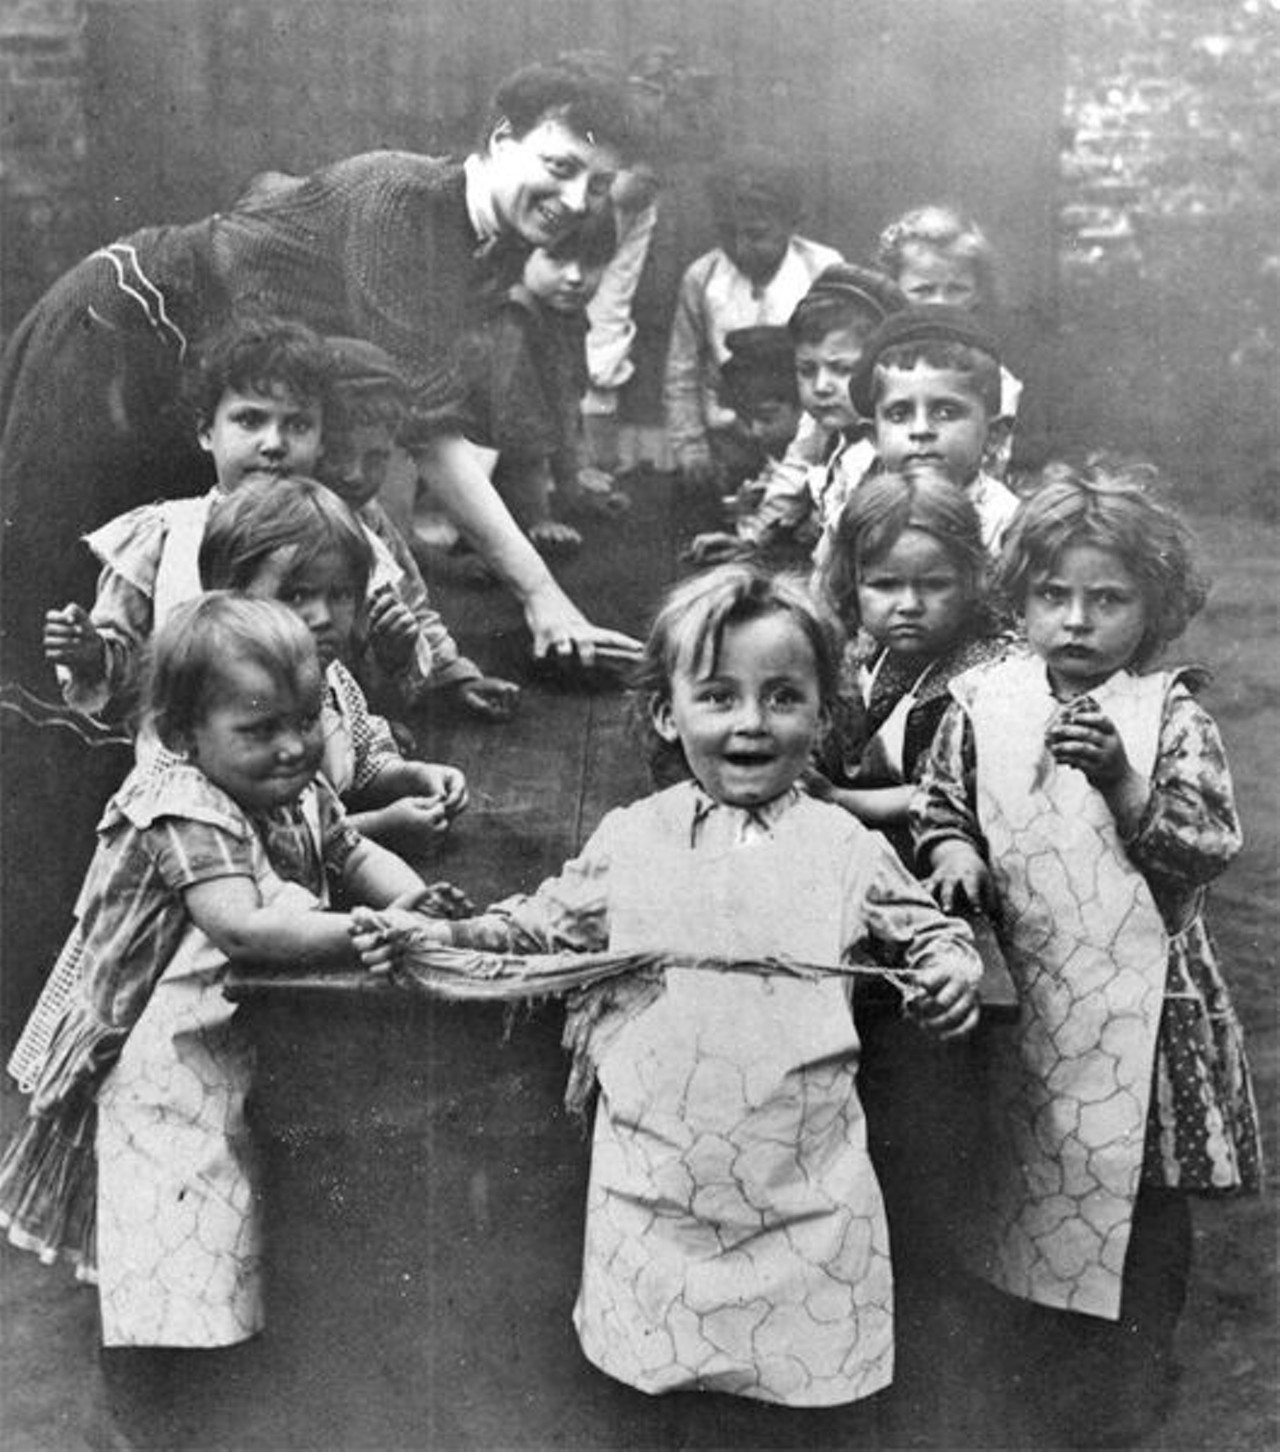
[0, 0, 92, 337]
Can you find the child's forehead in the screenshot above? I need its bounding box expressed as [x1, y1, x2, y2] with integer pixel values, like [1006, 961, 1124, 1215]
[212, 651, 321, 708]
[898, 240, 975, 275]
[221, 381, 320, 413]
[876, 361, 985, 404]
[795, 327, 866, 359]
[1033, 541, 1138, 583]
[676, 611, 817, 677]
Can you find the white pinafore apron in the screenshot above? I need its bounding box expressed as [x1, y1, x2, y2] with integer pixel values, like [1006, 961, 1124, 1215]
[960, 658, 1170, 1319]
[94, 800, 325, 1346]
[572, 795, 893, 1406]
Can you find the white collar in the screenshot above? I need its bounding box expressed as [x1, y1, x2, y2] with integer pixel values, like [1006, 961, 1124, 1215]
[463, 153, 501, 245]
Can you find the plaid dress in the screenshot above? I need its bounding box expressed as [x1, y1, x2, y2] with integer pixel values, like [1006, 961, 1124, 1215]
[0, 752, 358, 1345]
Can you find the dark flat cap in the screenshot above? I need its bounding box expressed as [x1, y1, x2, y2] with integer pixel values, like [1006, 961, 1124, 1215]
[802, 264, 906, 323]
[848, 304, 1000, 416]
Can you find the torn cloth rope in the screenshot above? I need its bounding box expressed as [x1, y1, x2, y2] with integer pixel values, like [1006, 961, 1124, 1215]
[390, 942, 922, 1119]
[391, 942, 921, 1003]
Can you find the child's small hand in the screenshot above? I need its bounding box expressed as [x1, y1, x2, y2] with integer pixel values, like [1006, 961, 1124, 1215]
[349, 906, 404, 973]
[408, 762, 468, 817]
[398, 881, 475, 919]
[683, 532, 751, 566]
[925, 841, 993, 915]
[904, 960, 982, 1040]
[367, 587, 420, 673]
[43, 604, 105, 677]
[454, 676, 521, 722]
[378, 796, 451, 844]
[1045, 698, 1130, 789]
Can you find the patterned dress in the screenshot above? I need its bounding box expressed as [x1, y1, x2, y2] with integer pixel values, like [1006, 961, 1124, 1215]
[912, 656, 1261, 1320]
[447, 781, 982, 1406]
[0, 752, 359, 1345]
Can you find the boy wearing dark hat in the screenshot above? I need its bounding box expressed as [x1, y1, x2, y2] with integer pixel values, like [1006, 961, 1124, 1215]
[321, 336, 521, 722]
[852, 304, 1019, 553]
[663, 147, 842, 494]
[687, 263, 904, 568]
[718, 325, 801, 460]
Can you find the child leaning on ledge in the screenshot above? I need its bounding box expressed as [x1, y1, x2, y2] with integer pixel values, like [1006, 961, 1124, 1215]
[42, 315, 432, 725]
[320, 336, 520, 722]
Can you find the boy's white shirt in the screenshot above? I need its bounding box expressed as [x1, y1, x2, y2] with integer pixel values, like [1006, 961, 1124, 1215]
[663, 236, 843, 458]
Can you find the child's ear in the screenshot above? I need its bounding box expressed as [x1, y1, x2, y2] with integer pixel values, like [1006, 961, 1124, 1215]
[197, 422, 213, 455]
[488, 115, 514, 150]
[650, 697, 680, 744]
[982, 415, 1014, 468]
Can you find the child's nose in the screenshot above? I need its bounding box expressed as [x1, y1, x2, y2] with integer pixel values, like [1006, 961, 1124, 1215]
[734, 697, 767, 731]
[275, 727, 306, 761]
[908, 408, 933, 436]
[259, 421, 286, 455]
[1064, 596, 1090, 629]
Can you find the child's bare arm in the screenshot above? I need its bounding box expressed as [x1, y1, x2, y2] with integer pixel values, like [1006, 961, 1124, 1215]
[340, 835, 434, 906]
[184, 876, 359, 969]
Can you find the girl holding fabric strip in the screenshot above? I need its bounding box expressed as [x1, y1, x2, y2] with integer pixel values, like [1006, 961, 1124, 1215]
[361, 563, 982, 1438]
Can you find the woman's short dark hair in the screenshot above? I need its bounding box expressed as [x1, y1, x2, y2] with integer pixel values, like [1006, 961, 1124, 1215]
[484, 54, 635, 154]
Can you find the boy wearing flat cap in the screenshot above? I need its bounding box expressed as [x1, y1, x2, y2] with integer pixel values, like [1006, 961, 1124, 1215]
[851, 304, 1019, 554]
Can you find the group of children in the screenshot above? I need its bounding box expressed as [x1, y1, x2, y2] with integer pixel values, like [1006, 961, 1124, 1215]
[0, 178, 1262, 1452]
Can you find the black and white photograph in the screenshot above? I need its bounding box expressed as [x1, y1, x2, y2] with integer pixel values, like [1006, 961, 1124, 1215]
[1, 2, 1275, 1448]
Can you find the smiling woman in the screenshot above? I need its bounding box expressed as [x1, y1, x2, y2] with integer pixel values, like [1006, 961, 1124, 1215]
[0, 54, 640, 685]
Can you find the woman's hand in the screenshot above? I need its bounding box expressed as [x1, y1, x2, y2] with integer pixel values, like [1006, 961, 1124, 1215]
[523, 584, 643, 668]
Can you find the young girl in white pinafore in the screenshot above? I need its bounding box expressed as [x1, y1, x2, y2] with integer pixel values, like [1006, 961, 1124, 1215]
[394, 564, 983, 1442]
[0, 595, 424, 1433]
[913, 461, 1262, 1446]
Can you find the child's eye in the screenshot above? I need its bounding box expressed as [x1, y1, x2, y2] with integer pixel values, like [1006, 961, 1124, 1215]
[543, 155, 576, 180]
[881, 405, 909, 424]
[232, 409, 268, 430]
[287, 416, 318, 435]
[1035, 584, 1067, 604]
